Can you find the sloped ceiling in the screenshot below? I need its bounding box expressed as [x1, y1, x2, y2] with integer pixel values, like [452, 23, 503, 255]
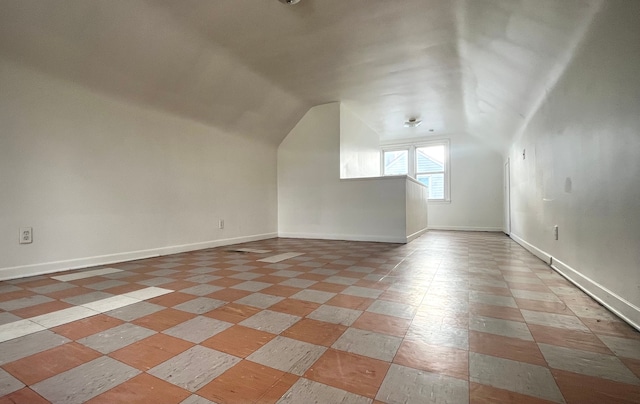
[0, 0, 603, 150]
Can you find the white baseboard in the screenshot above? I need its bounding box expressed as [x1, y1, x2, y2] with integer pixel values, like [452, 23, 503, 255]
[0, 232, 277, 281]
[406, 228, 428, 243]
[551, 256, 640, 332]
[509, 233, 552, 265]
[278, 232, 407, 244]
[510, 233, 639, 332]
[428, 225, 504, 232]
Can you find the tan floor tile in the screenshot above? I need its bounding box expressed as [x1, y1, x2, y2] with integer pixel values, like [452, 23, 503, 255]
[552, 369, 640, 404]
[204, 303, 261, 323]
[2, 342, 101, 385]
[471, 303, 525, 322]
[109, 333, 194, 371]
[197, 360, 297, 404]
[470, 382, 557, 403]
[309, 282, 349, 293]
[131, 308, 196, 331]
[326, 294, 374, 310]
[51, 313, 124, 340]
[305, 349, 390, 398]
[282, 318, 347, 346]
[207, 288, 252, 301]
[86, 373, 190, 404]
[269, 299, 320, 317]
[469, 331, 547, 366]
[515, 298, 575, 315]
[0, 388, 50, 404]
[352, 312, 411, 338]
[260, 285, 303, 297]
[528, 324, 613, 355]
[12, 300, 73, 318]
[253, 275, 290, 284]
[147, 292, 197, 307]
[201, 325, 275, 358]
[0, 290, 35, 303]
[394, 339, 468, 380]
[582, 318, 640, 340]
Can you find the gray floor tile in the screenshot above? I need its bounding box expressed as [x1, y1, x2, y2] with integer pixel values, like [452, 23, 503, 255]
[406, 326, 469, 350]
[538, 343, 640, 385]
[148, 269, 179, 276]
[137, 277, 174, 287]
[290, 289, 336, 304]
[0, 330, 70, 365]
[180, 284, 223, 296]
[62, 291, 114, 306]
[29, 282, 76, 294]
[106, 301, 165, 321]
[325, 276, 359, 285]
[0, 295, 54, 311]
[0, 312, 22, 326]
[0, 368, 25, 396]
[78, 323, 156, 354]
[181, 395, 219, 404]
[228, 272, 262, 280]
[332, 328, 402, 361]
[85, 279, 128, 291]
[164, 316, 232, 343]
[376, 364, 469, 404]
[469, 316, 533, 341]
[469, 292, 517, 308]
[240, 310, 301, 334]
[278, 378, 370, 404]
[231, 281, 272, 292]
[599, 335, 640, 360]
[469, 352, 564, 403]
[31, 356, 139, 404]
[185, 274, 221, 283]
[279, 278, 317, 288]
[149, 345, 240, 392]
[308, 305, 363, 326]
[520, 310, 589, 332]
[367, 300, 416, 320]
[247, 336, 326, 375]
[173, 297, 226, 314]
[511, 289, 561, 302]
[342, 286, 383, 299]
[234, 293, 284, 309]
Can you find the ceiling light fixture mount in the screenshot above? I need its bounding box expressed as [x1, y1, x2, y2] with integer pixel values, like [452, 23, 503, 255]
[404, 118, 422, 128]
[278, 0, 301, 4]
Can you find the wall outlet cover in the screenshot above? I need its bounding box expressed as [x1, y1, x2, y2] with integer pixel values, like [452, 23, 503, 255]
[20, 227, 33, 244]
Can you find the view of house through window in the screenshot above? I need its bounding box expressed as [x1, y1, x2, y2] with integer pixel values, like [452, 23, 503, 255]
[382, 141, 449, 201]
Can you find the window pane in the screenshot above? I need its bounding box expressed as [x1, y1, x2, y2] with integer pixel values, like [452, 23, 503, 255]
[416, 145, 444, 173]
[383, 150, 408, 175]
[417, 173, 444, 199]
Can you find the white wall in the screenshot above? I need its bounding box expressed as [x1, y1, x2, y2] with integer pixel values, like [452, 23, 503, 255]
[508, 0, 640, 328]
[406, 177, 429, 241]
[339, 104, 381, 179]
[278, 103, 426, 243]
[382, 133, 503, 231]
[0, 58, 278, 279]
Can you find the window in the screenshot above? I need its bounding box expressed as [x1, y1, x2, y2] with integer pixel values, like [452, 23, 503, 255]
[416, 145, 445, 199]
[382, 149, 409, 175]
[382, 140, 449, 201]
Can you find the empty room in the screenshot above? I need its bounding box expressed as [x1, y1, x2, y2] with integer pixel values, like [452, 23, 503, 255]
[1, 0, 639, 403]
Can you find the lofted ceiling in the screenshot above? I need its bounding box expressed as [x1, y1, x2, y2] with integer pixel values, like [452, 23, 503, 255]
[0, 0, 604, 151]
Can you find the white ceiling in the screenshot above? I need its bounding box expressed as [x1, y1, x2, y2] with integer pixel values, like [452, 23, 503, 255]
[0, 0, 604, 150]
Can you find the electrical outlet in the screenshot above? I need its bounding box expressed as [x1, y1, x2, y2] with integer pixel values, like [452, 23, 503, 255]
[19, 227, 33, 244]
[218, 219, 224, 229]
[553, 225, 559, 240]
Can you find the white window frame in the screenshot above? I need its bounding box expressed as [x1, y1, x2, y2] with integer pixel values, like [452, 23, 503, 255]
[381, 139, 450, 202]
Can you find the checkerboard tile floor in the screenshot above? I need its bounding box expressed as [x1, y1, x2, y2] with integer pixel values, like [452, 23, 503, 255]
[1, 231, 639, 403]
